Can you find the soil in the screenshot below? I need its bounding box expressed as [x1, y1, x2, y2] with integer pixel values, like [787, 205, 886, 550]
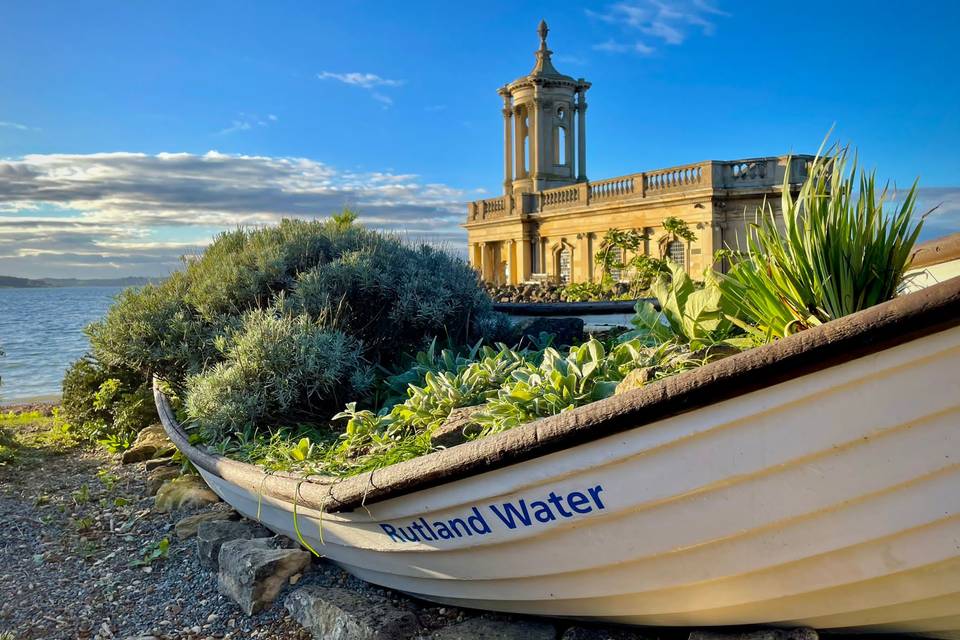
[0, 411, 460, 640]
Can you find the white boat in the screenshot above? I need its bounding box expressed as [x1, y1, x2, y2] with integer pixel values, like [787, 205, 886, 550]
[906, 232, 960, 293]
[155, 273, 960, 638]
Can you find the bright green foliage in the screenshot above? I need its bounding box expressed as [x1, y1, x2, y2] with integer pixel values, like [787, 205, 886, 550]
[219, 332, 725, 476]
[560, 281, 610, 302]
[473, 338, 663, 434]
[61, 356, 157, 448]
[595, 228, 648, 282]
[593, 228, 671, 298]
[388, 345, 528, 431]
[377, 338, 486, 409]
[131, 537, 170, 566]
[662, 216, 697, 242]
[625, 261, 748, 350]
[722, 146, 924, 338]
[0, 425, 16, 464]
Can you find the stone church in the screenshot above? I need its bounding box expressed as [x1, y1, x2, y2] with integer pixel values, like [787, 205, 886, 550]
[465, 21, 812, 285]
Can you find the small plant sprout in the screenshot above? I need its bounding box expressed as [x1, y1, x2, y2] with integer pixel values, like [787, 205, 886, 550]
[131, 537, 171, 567]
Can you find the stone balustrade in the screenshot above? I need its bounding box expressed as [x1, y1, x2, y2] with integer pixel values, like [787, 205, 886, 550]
[466, 156, 812, 222]
[469, 196, 508, 220]
[539, 185, 581, 211]
[589, 176, 636, 201]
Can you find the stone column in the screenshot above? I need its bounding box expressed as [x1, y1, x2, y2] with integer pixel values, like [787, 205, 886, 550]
[516, 236, 531, 283]
[506, 240, 517, 285]
[576, 88, 588, 182]
[577, 233, 593, 283]
[531, 89, 541, 188]
[479, 242, 489, 282]
[500, 92, 512, 193]
[565, 101, 575, 178]
[514, 106, 525, 178]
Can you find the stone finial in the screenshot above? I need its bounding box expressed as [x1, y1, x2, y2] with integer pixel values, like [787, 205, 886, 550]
[530, 19, 561, 78]
[538, 19, 549, 49]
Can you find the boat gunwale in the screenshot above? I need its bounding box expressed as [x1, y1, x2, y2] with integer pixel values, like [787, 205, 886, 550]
[911, 232, 960, 269]
[153, 275, 960, 514]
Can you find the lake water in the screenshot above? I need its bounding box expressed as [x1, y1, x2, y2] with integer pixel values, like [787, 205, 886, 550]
[0, 286, 123, 403]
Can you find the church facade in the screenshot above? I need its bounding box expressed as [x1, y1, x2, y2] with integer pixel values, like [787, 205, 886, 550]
[464, 21, 812, 285]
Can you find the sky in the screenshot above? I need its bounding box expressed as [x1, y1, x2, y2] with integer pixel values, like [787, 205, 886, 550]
[1, 0, 958, 278]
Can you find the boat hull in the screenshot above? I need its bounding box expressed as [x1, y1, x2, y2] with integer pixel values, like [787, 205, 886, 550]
[186, 324, 960, 637]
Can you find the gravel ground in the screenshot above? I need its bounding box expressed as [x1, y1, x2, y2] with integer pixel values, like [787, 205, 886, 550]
[0, 410, 463, 640]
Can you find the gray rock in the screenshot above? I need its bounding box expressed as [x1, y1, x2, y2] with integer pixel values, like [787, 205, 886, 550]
[422, 617, 556, 640]
[688, 629, 818, 640]
[431, 406, 484, 449]
[513, 317, 584, 348]
[197, 519, 272, 570]
[154, 475, 220, 513]
[285, 585, 420, 640]
[174, 509, 238, 539]
[121, 424, 174, 464]
[217, 536, 311, 615]
[144, 457, 176, 471]
[563, 626, 653, 640]
[145, 466, 180, 496]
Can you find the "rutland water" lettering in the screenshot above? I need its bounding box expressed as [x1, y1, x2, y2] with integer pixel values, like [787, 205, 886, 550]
[378, 484, 605, 544]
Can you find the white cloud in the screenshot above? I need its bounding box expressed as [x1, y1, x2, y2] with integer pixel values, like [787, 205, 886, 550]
[0, 151, 471, 277]
[593, 39, 654, 55]
[219, 113, 278, 135]
[0, 120, 38, 131]
[317, 71, 403, 89]
[588, 0, 727, 54]
[318, 71, 404, 107]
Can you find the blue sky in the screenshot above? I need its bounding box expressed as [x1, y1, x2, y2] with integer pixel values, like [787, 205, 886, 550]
[1, 0, 958, 278]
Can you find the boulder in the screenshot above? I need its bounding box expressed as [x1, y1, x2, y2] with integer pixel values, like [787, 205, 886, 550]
[145, 457, 176, 472]
[197, 519, 272, 570]
[145, 466, 180, 496]
[615, 367, 658, 395]
[421, 617, 555, 639]
[513, 317, 585, 348]
[688, 629, 818, 640]
[121, 424, 175, 464]
[174, 509, 238, 539]
[217, 536, 311, 615]
[431, 406, 484, 449]
[154, 475, 220, 513]
[285, 585, 420, 640]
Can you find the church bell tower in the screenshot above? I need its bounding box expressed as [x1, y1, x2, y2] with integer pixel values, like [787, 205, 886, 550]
[499, 20, 591, 197]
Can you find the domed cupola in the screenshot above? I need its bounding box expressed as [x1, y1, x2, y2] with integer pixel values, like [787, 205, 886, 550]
[498, 21, 591, 195]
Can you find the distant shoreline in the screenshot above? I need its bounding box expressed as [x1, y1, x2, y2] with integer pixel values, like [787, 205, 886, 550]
[0, 275, 162, 289]
[1, 392, 62, 408]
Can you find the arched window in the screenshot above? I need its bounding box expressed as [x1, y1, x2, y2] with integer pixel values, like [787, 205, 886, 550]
[604, 246, 623, 282]
[554, 107, 567, 166]
[555, 127, 566, 165]
[558, 246, 572, 283]
[667, 239, 686, 268]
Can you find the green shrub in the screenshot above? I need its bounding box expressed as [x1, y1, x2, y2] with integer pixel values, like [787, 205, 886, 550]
[87, 215, 498, 443]
[61, 356, 157, 448]
[185, 309, 368, 442]
[722, 145, 924, 338]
